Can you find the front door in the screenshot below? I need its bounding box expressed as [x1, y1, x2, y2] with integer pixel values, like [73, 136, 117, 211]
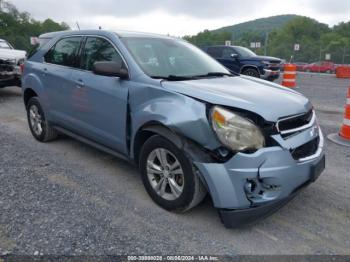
[69, 36, 129, 154]
[218, 47, 241, 73]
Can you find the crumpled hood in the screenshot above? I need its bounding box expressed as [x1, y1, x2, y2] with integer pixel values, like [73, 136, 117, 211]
[161, 76, 312, 122]
[0, 49, 26, 62]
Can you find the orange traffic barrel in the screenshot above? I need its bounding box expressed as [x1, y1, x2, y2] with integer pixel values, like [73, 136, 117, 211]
[282, 64, 297, 88]
[336, 66, 350, 78]
[328, 86, 350, 147]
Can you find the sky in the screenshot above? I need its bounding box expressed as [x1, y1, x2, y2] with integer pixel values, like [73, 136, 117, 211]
[8, 0, 350, 36]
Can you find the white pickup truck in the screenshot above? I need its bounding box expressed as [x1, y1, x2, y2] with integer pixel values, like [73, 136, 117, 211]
[0, 39, 26, 88]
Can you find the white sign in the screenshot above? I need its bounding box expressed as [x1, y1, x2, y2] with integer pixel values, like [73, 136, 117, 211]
[325, 53, 331, 60]
[294, 44, 300, 51]
[30, 37, 39, 45]
[250, 42, 261, 48]
[225, 40, 231, 46]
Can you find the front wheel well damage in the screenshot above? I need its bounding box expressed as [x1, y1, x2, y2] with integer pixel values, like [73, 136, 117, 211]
[132, 123, 214, 167]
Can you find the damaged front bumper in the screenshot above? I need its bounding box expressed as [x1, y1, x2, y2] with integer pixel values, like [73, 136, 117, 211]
[0, 60, 21, 88]
[194, 127, 325, 228]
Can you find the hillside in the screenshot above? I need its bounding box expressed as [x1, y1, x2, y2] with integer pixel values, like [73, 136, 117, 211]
[211, 14, 301, 39]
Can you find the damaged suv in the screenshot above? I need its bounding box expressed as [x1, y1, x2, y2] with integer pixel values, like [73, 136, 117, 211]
[0, 39, 26, 88]
[22, 30, 325, 227]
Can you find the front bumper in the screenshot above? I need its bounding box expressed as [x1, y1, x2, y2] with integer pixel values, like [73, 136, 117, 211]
[218, 154, 325, 228]
[0, 66, 21, 88]
[261, 69, 280, 81]
[194, 125, 325, 228]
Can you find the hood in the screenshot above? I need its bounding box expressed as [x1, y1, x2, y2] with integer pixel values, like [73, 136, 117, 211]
[243, 55, 281, 63]
[161, 76, 311, 122]
[0, 49, 26, 62]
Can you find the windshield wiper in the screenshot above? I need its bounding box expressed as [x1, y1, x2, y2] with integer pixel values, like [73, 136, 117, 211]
[195, 72, 235, 78]
[151, 72, 235, 81]
[151, 75, 196, 81]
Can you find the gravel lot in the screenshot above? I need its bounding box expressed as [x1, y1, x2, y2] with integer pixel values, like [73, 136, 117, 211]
[0, 73, 349, 256]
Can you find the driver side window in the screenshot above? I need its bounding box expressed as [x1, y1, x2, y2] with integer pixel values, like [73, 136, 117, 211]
[81, 37, 123, 71]
[222, 48, 237, 59]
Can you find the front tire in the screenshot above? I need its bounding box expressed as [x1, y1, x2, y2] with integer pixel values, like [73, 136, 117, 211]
[26, 97, 58, 142]
[242, 68, 260, 78]
[139, 135, 206, 212]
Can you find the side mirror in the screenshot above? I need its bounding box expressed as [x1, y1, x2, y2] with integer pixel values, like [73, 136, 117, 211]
[93, 61, 129, 79]
[231, 53, 239, 59]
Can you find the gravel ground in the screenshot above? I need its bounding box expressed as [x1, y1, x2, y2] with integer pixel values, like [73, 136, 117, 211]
[0, 73, 349, 256]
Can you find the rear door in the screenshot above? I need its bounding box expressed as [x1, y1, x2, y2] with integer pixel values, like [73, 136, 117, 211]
[42, 36, 83, 125]
[69, 36, 129, 154]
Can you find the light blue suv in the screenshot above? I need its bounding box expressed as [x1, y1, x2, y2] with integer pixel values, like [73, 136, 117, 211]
[22, 30, 325, 227]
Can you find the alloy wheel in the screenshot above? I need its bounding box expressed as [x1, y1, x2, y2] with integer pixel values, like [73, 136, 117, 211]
[29, 105, 43, 136]
[146, 148, 184, 201]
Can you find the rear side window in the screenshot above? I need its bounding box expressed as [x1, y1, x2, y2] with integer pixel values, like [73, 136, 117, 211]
[207, 47, 223, 58]
[81, 37, 123, 71]
[44, 37, 82, 67]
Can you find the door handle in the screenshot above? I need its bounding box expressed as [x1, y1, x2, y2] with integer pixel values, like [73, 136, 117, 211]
[75, 79, 85, 88]
[42, 68, 48, 76]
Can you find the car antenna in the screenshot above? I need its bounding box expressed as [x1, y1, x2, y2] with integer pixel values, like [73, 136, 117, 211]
[76, 22, 81, 30]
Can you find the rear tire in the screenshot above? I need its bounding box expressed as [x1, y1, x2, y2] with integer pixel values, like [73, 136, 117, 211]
[26, 97, 58, 142]
[242, 68, 260, 78]
[139, 135, 206, 212]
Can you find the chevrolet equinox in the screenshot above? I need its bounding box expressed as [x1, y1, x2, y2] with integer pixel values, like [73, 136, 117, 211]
[22, 30, 325, 227]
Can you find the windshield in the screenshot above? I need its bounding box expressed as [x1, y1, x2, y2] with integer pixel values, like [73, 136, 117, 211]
[234, 46, 256, 57]
[0, 41, 12, 49]
[121, 37, 231, 79]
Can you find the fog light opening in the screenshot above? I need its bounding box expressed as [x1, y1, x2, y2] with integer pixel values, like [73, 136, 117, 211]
[244, 180, 257, 195]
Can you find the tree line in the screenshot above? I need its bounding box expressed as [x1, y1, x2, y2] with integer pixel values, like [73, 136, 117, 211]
[0, 0, 69, 52]
[184, 17, 350, 64]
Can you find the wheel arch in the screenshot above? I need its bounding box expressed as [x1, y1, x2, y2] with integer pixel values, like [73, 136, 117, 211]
[23, 88, 38, 107]
[132, 122, 183, 165]
[132, 122, 213, 167]
[240, 65, 260, 74]
[22, 72, 47, 106]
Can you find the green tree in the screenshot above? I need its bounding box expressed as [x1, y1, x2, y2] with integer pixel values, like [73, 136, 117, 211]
[268, 17, 330, 62]
[0, 0, 69, 51]
[183, 30, 232, 47]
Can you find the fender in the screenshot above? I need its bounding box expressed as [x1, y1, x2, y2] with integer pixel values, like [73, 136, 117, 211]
[129, 85, 222, 158]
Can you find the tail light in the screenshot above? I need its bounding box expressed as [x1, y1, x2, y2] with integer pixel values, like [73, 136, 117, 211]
[20, 63, 25, 74]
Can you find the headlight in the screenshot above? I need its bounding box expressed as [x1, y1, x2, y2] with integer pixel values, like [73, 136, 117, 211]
[211, 106, 265, 151]
[17, 58, 25, 65]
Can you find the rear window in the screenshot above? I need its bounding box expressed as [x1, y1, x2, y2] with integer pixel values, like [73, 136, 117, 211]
[27, 38, 53, 59]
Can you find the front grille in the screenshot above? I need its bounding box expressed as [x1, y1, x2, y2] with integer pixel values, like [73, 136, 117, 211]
[278, 110, 313, 131]
[0, 59, 15, 72]
[291, 137, 319, 160]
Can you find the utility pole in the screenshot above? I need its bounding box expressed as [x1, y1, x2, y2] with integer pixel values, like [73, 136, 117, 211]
[264, 31, 269, 56]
